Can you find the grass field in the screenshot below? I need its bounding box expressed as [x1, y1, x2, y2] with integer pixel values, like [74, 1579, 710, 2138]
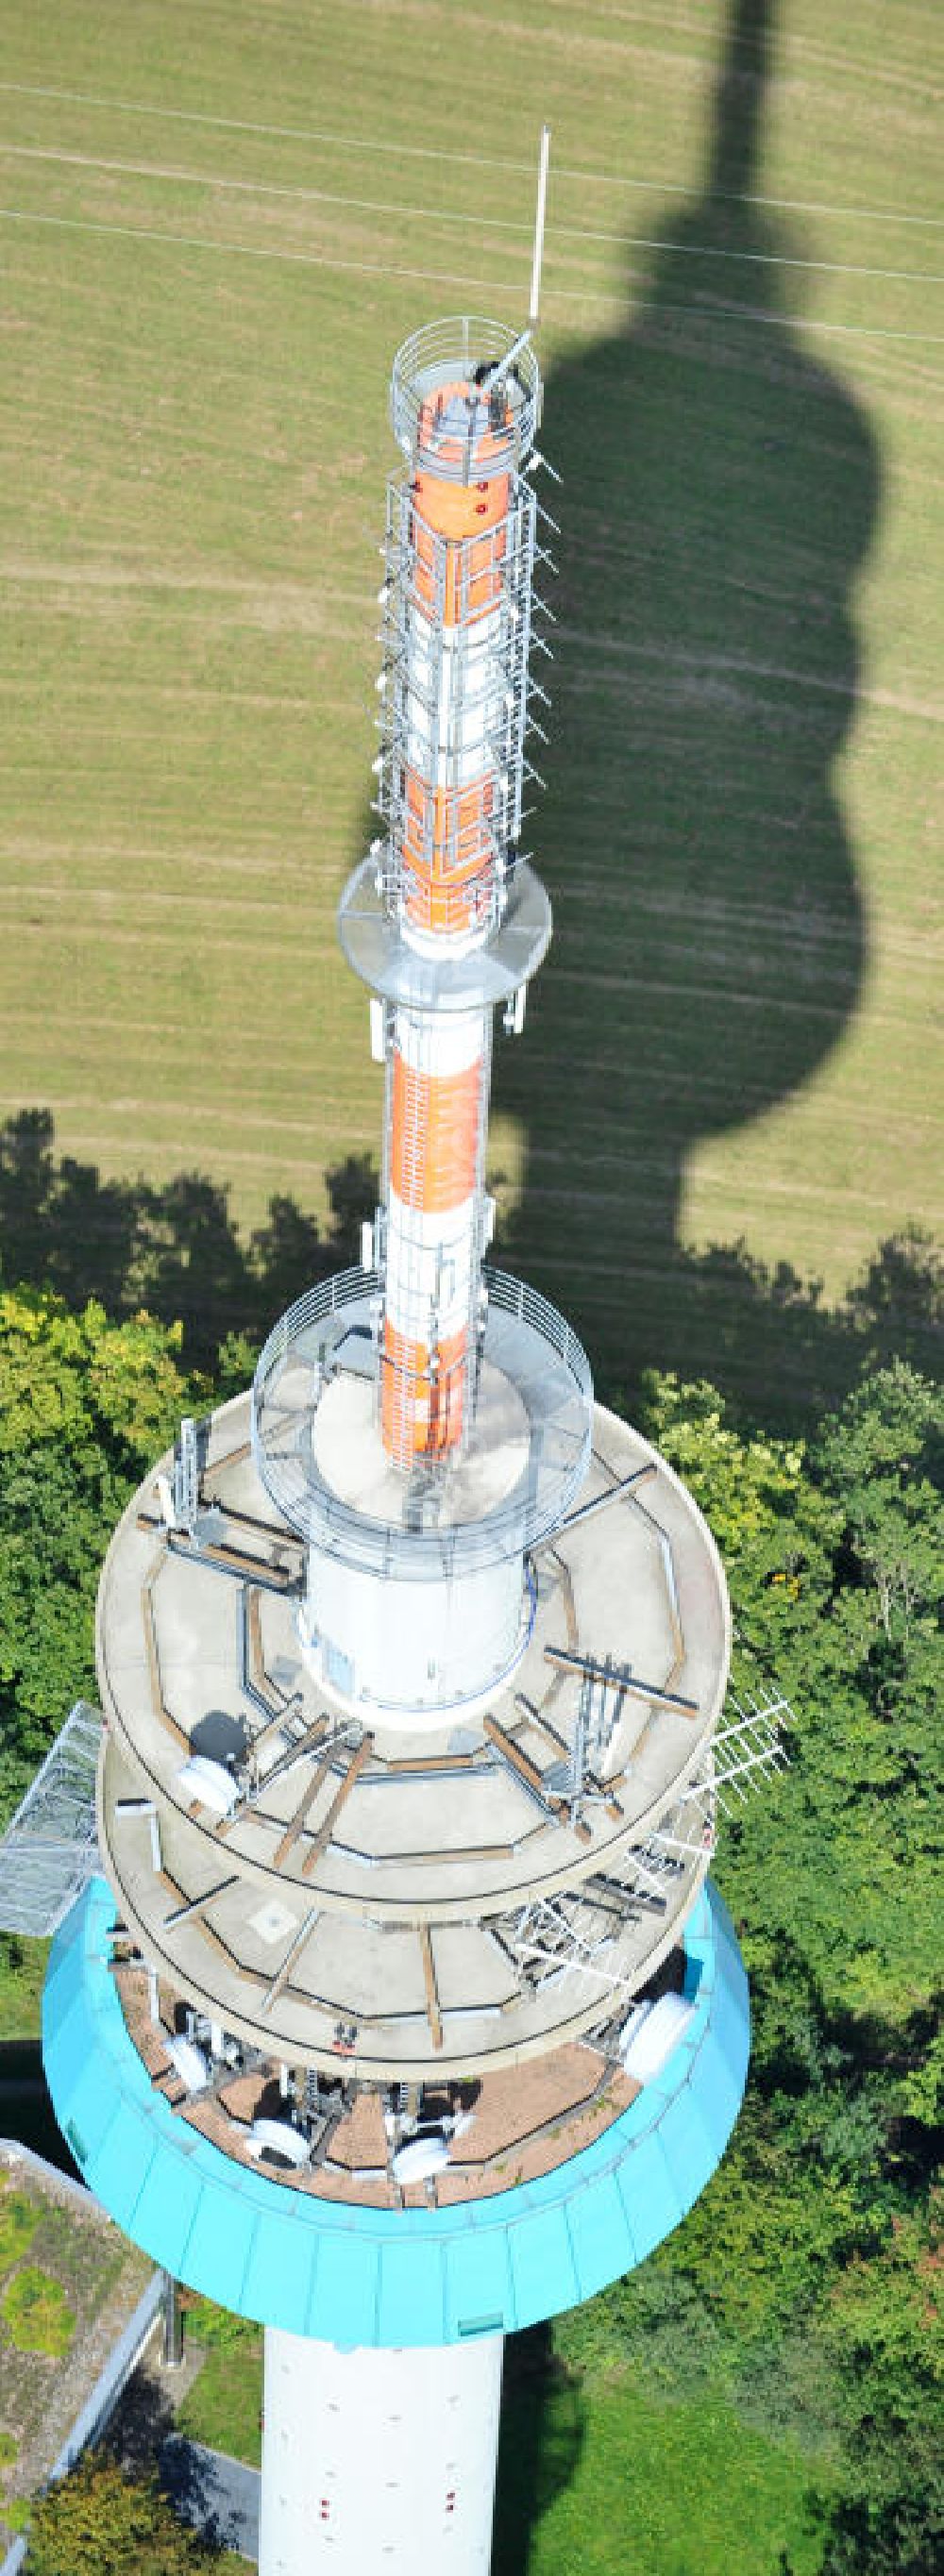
[0, 0, 940, 1416]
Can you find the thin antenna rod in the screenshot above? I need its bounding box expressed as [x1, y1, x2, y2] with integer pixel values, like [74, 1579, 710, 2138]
[529, 123, 551, 327]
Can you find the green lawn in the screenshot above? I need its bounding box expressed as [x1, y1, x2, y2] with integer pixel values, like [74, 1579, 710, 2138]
[0, 1941, 47, 2042]
[0, 0, 939, 1422]
[494, 2370, 829, 2576]
[177, 2327, 264, 2475]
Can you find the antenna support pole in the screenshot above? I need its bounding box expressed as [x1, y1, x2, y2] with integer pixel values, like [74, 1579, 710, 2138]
[529, 123, 551, 327]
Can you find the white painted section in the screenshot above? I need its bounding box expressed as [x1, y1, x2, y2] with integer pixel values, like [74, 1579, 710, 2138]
[383, 1189, 477, 1344]
[530, 125, 552, 326]
[302, 1545, 526, 1723]
[404, 606, 505, 789]
[394, 1005, 485, 1075]
[386, 1190, 478, 1252]
[369, 997, 385, 1062]
[259, 2328, 503, 2576]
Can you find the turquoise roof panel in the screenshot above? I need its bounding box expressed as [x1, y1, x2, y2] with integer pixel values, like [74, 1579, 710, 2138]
[91, 2116, 159, 2235]
[443, 2225, 513, 2340]
[241, 2209, 320, 2339]
[181, 2187, 261, 2313]
[649, 2080, 724, 2210]
[308, 2232, 380, 2347]
[377, 2238, 446, 2347]
[48, 2009, 122, 2166]
[507, 2202, 580, 2329]
[613, 2129, 684, 2263]
[698, 2026, 746, 2131]
[42, 1878, 749, 2347]
[132, 2154, 208, 2283]
[565, 2170, 636, 2301]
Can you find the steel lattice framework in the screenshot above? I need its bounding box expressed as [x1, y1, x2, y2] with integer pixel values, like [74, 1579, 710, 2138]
[0, 1701, 101, 1936]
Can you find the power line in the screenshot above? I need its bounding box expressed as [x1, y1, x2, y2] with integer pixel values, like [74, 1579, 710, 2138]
[4, 205, 944, 350]
[1, 78, 942, 232]
[5, 142, 942, 286]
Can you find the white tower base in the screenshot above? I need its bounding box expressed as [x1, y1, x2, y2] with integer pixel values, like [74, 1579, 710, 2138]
[259, 2327, 505, 2573]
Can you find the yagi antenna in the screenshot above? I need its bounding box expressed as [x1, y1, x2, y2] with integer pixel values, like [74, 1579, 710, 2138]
[529, 122, 551, 327]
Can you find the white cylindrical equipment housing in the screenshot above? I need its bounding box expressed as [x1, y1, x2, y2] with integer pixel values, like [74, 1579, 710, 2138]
[259, 2326, 504, 2574]
[302, 1540, 526, 1724]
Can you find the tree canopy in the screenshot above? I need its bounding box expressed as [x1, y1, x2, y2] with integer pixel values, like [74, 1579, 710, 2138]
[556, 1357, 943, 2571]
[25, 2451, 224, 2574]
[0, 1290, 200, 1820]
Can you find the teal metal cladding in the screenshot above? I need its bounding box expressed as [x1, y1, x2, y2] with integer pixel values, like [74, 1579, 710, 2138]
[42, 1878, 749, 2347]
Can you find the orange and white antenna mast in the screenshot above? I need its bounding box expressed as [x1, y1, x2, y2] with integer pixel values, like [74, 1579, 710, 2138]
[339, 166, 559, 1506]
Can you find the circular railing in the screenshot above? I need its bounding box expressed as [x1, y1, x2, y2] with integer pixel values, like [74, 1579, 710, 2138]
[390, 317, 541, 482]
[251, 1265, 592, 1580]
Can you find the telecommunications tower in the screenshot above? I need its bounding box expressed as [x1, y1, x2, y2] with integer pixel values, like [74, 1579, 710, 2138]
[23, 133, 784, 2575]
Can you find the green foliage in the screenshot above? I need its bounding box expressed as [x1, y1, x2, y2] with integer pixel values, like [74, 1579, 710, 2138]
[25, 2451, 223, 2572]
[0, 1288, 198, 1820]
[1, 2267, 74, 2357]
[564, 1359, 943, 2568]
[0, 1937, 49, 2039]
[178, 2293, 260, 2353]
[0, 2429, 18, 2467]
[0, 2188, 39, 2270]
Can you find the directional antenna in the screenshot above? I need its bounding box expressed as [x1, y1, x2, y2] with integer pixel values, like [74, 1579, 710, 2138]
[710, 1686, 792, 1815]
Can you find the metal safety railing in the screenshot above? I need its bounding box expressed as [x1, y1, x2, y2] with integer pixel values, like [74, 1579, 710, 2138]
[252, 1266, 592, 1579]
[389, 316, 542, 480]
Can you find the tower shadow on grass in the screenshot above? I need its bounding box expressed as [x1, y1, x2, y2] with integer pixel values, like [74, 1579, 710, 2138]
[0, 1105, 378, 1378]
[493, 0, 884, 1430]
[492, 2326, 586, 2576]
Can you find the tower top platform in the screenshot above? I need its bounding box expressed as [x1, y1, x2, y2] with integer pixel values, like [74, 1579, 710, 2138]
[389, 316, 543, 482]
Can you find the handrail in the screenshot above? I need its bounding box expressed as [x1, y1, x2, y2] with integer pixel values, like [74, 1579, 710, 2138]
[252, 1267, 592, 1581]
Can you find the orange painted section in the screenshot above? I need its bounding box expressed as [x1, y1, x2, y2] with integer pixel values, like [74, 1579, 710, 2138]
[381, 1317, 468, 1463]
[402, 773, 494, 937]
[391, 1051, 482, 1213]
[411, 472, 509, 626]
